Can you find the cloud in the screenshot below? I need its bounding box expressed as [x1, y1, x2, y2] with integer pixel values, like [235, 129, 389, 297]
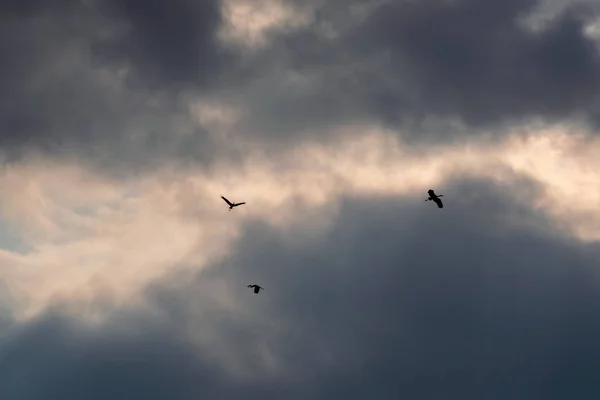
[92, 0, 230, 86]
[0, 313, 232, 400]
[0, 126, 599, 318]
[2, 176, 600, 399]
[218, 0, 315, 50]
[155, 176, 600, 398]
[214, 0, 600, 146]
[0, 0, 231, 174]
[2, 0, 599, 174]
[2, 1, 600, 397]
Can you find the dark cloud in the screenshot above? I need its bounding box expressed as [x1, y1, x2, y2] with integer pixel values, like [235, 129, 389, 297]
[0, 0, 76, 17]
[0, 313, 232, 400]
[229, 0, 600, 145]
[4, 177, 600, 398]
[1, 0, 599, 172]
[205, 177, 600, 398]
[91, 0, 230, 87]
[373, 0, 600, 127]
[3, 2, 600, 398]
[0, 0, 229, 87]
[0, 0, 232, 176]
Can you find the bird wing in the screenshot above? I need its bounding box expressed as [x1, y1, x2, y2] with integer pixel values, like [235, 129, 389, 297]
[433, 197, 443, 208]
[221, 196, 233, 206]
[428, 189, 435, 196]
[234, 202, 246, 206]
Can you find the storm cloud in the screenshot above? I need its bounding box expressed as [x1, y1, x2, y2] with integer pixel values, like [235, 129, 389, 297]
[230, 0, 600, 145]
[2, 178, 600, 398]
[91, 0, 230, 86]
[2, 0, 600, 399]
[1, 0, 599, 170]
[0, 0, 231, 174]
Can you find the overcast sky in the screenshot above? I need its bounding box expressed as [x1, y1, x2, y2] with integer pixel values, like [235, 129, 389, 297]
[1, 0, 600, 398]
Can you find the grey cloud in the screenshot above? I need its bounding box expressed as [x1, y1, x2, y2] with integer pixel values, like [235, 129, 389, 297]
[4, 2, 600, 398]
[375, 0, 600, 127]
[1, 0, 229, 87]
[2, 0, 599, 172]
[228, 0, 600, 145]
[91, 0, 231, 87]
[0, 0, 76, 16]
[199, 177, 600, 398]
[3, 178, 597, 398]
[0, 313, 233, 400]
[0, 0, 231, 175]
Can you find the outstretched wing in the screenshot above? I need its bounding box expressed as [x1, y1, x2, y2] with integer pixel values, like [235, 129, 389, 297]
[433, 197, 443, 208]
[234, 202, 246, 207]
[221, 196, 233, 206]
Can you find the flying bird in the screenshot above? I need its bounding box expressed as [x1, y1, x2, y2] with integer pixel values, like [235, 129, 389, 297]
[221, 195, 246, 211]
[247, 284, 264, 294]
[425, 189, 444, 208]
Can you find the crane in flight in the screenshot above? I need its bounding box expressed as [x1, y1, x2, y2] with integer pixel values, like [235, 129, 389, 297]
[247, 284, 264, 294]
[221, 195, 246, 211]
[425, 189, 444, 208]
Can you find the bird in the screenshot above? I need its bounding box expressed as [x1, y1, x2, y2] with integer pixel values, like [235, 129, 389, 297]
[247, 284, 264, 294]
[425, 189, 444, 208]
[221, 195, 246, 211]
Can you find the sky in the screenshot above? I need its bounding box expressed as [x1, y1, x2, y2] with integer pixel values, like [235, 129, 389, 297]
[1, 0, 600, 398]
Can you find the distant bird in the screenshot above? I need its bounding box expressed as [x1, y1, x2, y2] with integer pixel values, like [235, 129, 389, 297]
[247, 284, 264, 294]
[425, 189, 444, 208]
[221, 195, 246, 211]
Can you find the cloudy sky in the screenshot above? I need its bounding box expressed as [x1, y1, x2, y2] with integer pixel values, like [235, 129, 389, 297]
[1, 0, 600, 398]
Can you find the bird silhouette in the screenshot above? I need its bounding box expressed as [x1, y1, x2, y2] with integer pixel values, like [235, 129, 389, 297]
[247, 284, 264, 294]
[221, 195, 246, 211]
[425, 189, 444, 208]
